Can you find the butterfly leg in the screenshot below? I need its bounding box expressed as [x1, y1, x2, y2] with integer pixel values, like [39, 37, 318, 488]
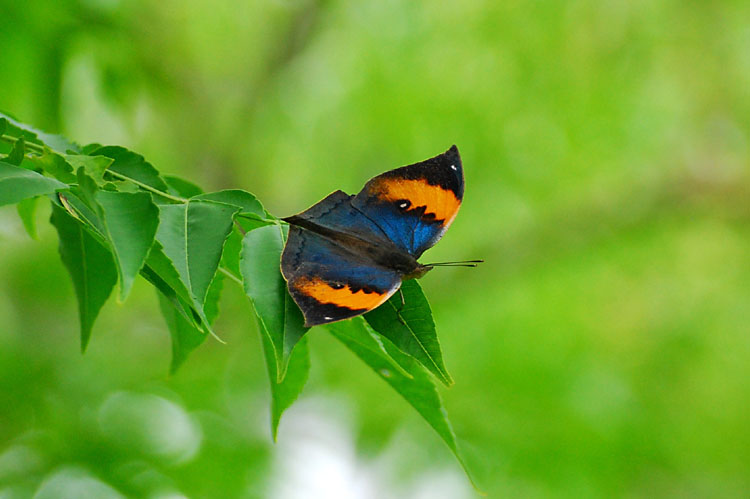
[394, 288, 407, 325]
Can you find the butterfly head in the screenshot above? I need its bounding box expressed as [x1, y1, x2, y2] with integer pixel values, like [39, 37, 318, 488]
[402, 263, 434, 281]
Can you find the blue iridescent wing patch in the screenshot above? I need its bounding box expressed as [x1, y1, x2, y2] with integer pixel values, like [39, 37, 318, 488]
[352, 145, 463, 258]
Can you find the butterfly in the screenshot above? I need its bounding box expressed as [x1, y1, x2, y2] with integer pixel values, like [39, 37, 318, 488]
[281, 145, 478, 327]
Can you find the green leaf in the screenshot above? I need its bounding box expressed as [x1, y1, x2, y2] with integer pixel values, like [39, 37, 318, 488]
[164, 175, 203, 198]
[158, 293, 206, 374]
[0, 160, 68, 207]
[324, 318, 412, 379]
[220, 228, 243, 280]
[144, 241, 217, 371]
[203, 270, 224, 325]
[144, 263, 199, 321]
[92, 146, 169, 192]
[194, 189, 266, 217]
[195, 190, 275, 233]
[65, 155, 113, 184]
[80, 143, 103, 155]
[50, 203, 117, 352]
[236, 213, 276, 233]
[16, 196, 39, 239]
[157, 272, 222, 374]
[96, 191, 160, 301]
[141, 257, 202, 332]
[155, 199, 239, 326]
[365, 280, 453, 386]
[260, 332, 310, 441]
[0, 111, 80, 153]
[75, 167, 101, 214]
[4, 137, 25, 165]
[144, 242, 195, 310]
[240, 224, 309, 381]
[57, 191, 106, 239]
[328, 318, 480, 490]
[29, 149, 76, 183]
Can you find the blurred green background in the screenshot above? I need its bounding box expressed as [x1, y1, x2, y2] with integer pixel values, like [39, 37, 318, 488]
[1, 0, 749, 497]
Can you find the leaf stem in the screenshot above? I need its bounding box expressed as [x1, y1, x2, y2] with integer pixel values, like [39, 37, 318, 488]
[1, 133, 188, 204]
[233, 220, 247, 236]
[237, 213, 285, 225]
[218, 267, 243, 287]
[1, 134, 44, 153]
[106, 170, 188, 203]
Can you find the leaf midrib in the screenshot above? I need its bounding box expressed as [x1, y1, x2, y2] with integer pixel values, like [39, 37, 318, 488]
[385, 299, 450, 384]
[101, 208, 125, 294]
[183, 201, 194, 301]
[78, 224, 90, 332]
[332, 324, 413, 379]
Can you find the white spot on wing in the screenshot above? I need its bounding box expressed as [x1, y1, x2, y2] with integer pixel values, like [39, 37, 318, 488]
[450, 164, 457, 171]
[324, 316, 333, 320]
[398, 202, 408, 208]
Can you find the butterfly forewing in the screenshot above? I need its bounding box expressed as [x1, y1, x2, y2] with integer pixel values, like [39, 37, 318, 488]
[351, 145, 464, 258]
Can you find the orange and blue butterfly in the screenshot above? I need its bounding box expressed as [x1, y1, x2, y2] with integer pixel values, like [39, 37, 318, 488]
[281, 145, 480, 327]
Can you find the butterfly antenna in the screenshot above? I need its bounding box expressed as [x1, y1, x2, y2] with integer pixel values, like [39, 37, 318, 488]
[426, 259, 484, 268]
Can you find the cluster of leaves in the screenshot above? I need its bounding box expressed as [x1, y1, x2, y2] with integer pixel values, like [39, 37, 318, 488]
[0, 112, 476, 485]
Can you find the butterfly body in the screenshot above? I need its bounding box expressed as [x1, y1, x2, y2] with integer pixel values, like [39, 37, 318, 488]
[281, 145, 464, 327]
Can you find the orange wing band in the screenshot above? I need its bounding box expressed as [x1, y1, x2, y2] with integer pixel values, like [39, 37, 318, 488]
[294, 276, 395, 311]
[372, 178, 460, 225]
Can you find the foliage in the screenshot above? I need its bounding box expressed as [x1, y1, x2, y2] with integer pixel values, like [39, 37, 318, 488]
[2, 1, 749, 496]
[0, 112, 478, 486]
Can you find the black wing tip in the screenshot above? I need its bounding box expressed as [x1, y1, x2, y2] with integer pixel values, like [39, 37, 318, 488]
[443, 144, 462, 166]
[420, 144, 463, 199]
[373, 145, 465, 200]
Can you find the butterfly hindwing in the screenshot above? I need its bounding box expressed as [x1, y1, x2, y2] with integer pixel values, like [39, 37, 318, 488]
[282, 226, 401, 327]
[351, 145, 464, 258]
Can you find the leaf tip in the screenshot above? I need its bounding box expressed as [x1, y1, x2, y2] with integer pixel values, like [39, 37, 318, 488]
[441, 372, 455, 387]
[116, 275, 137, 303]
[196, 317, 225, 344]
[80, 333, 91, 354]
[168, 360, 181, 376]
[206, 326, 227, 345]
[275, 362, 289, 383]
[80, 318, 93, 354]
